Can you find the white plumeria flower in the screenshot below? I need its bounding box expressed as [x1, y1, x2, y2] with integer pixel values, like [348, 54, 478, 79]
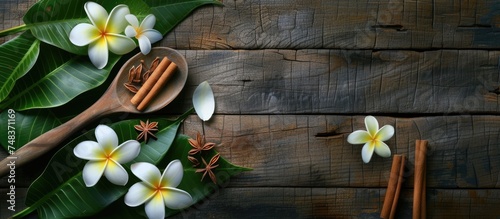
[124, 14, 163, 55]
[347, 116, 394, 163]
[73, 125, 140, 187]
[192, 81, 215, 121]
[125, 160, 193, 219]
[69, 1, 136, 69]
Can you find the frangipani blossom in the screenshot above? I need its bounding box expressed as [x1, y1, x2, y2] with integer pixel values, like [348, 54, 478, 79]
[74, 125, 140, 187]
[125, 160, 193, 219]
[69, 1, 136, 69]
[347, 116, 394, 163]
[125, 14, 163, 55]
[192, 81, 215, 121]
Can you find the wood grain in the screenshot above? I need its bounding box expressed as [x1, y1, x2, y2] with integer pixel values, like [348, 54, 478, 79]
[169, 49, 500, 114]
[3, 188, 500, 218]
[5, 0, 500, 50]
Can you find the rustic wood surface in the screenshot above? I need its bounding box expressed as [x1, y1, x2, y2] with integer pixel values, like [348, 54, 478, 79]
[2, 0, 500, 218]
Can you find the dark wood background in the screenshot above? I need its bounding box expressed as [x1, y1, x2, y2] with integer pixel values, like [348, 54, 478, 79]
[2, 0, 500, 218]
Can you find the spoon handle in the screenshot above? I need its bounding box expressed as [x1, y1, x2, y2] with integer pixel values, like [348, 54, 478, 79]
[0, 100, 119, 177]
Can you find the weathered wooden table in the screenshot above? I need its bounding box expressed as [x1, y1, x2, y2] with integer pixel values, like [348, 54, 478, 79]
[2, 0, 500, 218]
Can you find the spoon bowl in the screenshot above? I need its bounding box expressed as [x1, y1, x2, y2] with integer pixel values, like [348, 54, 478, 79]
[0, 47, 188, 177]
[115, 47, 188, 113]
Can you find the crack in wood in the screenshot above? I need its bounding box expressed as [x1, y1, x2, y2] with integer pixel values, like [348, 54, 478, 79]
[371, 24, 407, 32]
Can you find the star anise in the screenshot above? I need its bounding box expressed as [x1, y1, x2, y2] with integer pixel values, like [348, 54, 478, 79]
[188, 132, 215, 155]
[196, 153, 220, 184]
[134, 120, 158, 143]
[187, 156, 200, 167]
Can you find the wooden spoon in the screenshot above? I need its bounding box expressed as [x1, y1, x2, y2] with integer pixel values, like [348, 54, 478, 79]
[0, 47, 188, 177]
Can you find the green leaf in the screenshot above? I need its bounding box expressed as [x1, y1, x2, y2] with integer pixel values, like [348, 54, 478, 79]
[23, 0, 150, 55]
[16, 111, 191, 219]
[0, 43, 119, 111]
[146, 0, 223, 35]
[94, 134, 251, 219]
[22, 0, 221, 54]
[0, 31, 40, 102]
[0, 109, 63, 152]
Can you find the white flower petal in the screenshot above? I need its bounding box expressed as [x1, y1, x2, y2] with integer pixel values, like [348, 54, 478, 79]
[103, 160, 128, 186]
[193, 81, 215, 121]
[74, 141, 105, 160]
[346, 130, 371, 144]
[84, 1, 108, 30]
[145, 193, 165, 219]
[105, 4, 130, 33]
[142, 29, 163, 44]
[376, 125, 395, 142]
[111, 140, 141, 163]
[374, 141, 392, 158]
[125, 182, 155, 207]
[361, 142, 375, 163]
[82, 160, 107, 187]
[131, 162, 161, 187]
[94, 124, 118, 153]
[138, 35, 152, 55]
[161, 160, 184, 188]
[125, 25, 137, 38]
[106, 34, 136, 55]
[69, 23, 100, 46]
[140, 14, 156, 30]
[161, 187, 193, 210]
[88, 37, 109, 69]
[125, 14, 140, 28]
[364, 116, 379, 137]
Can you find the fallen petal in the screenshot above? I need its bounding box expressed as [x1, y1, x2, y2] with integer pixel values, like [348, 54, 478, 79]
[193, 81, 215, 121]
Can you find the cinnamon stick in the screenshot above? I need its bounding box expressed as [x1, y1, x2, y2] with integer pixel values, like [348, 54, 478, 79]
[389, 155, 405, 219]
[381, 154, 405, 219]
[131, 56, 171, 106]
[413, 140, 427, 219]
[136, 62, 177, 111]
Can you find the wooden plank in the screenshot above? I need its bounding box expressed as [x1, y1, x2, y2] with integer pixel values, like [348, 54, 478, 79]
[4, 0, 500, 50]
[174, 188, 500, 219]
[3, 188, 499, 218]
[160, 0, 500, 49]
[5, 114, 498, 189]
[172, 49, 500, 114]
[182, 115, 500, 189]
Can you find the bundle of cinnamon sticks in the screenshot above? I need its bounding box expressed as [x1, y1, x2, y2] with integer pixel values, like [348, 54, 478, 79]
[131, 56, 177, 111]
[380, 140, 427, 219]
